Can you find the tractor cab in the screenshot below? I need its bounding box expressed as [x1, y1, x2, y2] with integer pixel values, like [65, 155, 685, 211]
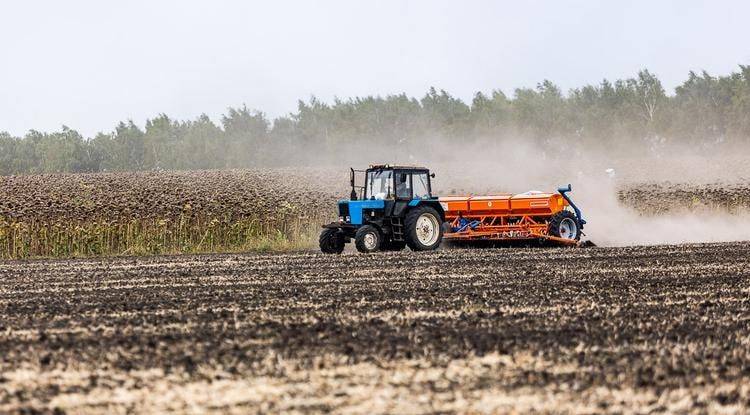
[356, 165, 434, 201]
[320, 165, 445, 254]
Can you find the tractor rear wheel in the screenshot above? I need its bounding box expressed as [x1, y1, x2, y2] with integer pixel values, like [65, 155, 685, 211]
[404, 206, 443, 251]
[548, 210, 581, 241]
[319, 228, 345, 254]
[355, 225, 382, 253]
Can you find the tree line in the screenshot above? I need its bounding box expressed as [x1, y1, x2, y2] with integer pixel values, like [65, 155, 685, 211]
[2, 66, 750, 175]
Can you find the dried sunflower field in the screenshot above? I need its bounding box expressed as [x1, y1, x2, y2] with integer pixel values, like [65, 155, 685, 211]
[0, 169, 345, 259]
[620, 182, 750, 215]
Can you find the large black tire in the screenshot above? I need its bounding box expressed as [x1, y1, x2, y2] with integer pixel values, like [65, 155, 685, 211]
[548, 210, 581, 241]
[404, 206, 443, 251]
[319, 228, 345, 254]
[355, 225, 382, 253]
[381, 239, 406, 252]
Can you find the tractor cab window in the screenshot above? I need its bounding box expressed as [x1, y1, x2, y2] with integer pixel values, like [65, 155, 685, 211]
[366, 170, 393, 200]
[413, 172, 430, 199]
[395, 172, 411, 199]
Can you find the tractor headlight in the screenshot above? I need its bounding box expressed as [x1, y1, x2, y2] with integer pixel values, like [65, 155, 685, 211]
[338, 216, 345, 223]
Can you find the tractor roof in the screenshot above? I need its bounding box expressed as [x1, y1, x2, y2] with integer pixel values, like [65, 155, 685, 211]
[368, 164, 429, 170]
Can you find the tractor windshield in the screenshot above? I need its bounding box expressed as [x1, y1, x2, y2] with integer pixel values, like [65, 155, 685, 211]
[413, 172, 430, 199]
[365, 170, 393, 200]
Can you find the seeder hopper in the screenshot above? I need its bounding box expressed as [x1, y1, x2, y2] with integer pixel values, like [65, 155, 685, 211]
[440, 185, 587, 247]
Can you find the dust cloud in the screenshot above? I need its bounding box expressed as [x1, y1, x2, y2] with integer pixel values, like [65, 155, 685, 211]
[571, 176, 750, 247]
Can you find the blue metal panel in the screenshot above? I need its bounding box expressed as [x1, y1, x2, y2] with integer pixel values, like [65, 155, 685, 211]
[347, 200, 385, 225]
[408, 199, 421, 207]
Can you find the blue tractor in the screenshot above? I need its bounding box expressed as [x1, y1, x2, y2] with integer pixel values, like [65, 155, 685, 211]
[319, 165, 446, 253]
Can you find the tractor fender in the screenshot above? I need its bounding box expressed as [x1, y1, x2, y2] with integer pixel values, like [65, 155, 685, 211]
[407, 199, 446, 222]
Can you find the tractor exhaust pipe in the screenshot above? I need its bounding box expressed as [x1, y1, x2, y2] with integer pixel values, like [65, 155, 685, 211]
[350, 168, 357, 200]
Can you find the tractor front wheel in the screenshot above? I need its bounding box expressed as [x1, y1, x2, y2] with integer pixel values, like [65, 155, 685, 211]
[404, 206, 443, 251]
[319, 228, 345, 254]
[355, 225, 382, 253]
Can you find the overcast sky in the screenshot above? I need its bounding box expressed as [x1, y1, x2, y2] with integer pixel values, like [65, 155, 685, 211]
[2, 0, 749, 137]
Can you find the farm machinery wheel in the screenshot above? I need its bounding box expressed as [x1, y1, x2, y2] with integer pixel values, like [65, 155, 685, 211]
[319, 228, 345, 254]
[404, 206, 443, 251]
[548, 210, 581, 241]
[355, 225, 382, 253]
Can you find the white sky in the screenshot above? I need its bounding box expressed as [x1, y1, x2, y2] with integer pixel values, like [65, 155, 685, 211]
[1, 0, 749, 137]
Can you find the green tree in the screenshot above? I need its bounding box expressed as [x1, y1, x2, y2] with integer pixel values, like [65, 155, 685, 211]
[221, 106, 269, 167]
[469, 90, 511, 137]
[107, 121, 146, 171]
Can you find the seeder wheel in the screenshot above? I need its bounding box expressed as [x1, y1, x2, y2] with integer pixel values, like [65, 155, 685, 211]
[548, 211, 581, 241]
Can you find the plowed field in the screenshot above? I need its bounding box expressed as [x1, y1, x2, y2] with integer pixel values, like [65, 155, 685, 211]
[2, 243, 749, 413]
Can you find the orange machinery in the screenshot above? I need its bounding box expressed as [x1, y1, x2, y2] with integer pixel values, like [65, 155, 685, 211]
[439, 184, 586, 246]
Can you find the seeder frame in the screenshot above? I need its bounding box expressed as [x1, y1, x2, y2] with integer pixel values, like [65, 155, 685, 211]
[443, 213, 580, 246]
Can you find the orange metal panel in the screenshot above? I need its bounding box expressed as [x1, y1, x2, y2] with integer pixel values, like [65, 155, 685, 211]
[467, 195, 511, 215]
[439, 196, 469, 212]
[441, 192, 566, 217]
[509, 193, 566, 215]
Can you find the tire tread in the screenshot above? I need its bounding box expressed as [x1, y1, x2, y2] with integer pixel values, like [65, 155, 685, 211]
[319, 228, 345, 254]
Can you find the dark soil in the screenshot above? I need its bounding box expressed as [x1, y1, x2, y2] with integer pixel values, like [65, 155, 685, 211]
[1, 243, 749, 413]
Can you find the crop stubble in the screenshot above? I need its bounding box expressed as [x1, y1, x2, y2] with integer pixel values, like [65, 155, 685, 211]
[1, 243, 749, 413]
[620, 182, 750, 215]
